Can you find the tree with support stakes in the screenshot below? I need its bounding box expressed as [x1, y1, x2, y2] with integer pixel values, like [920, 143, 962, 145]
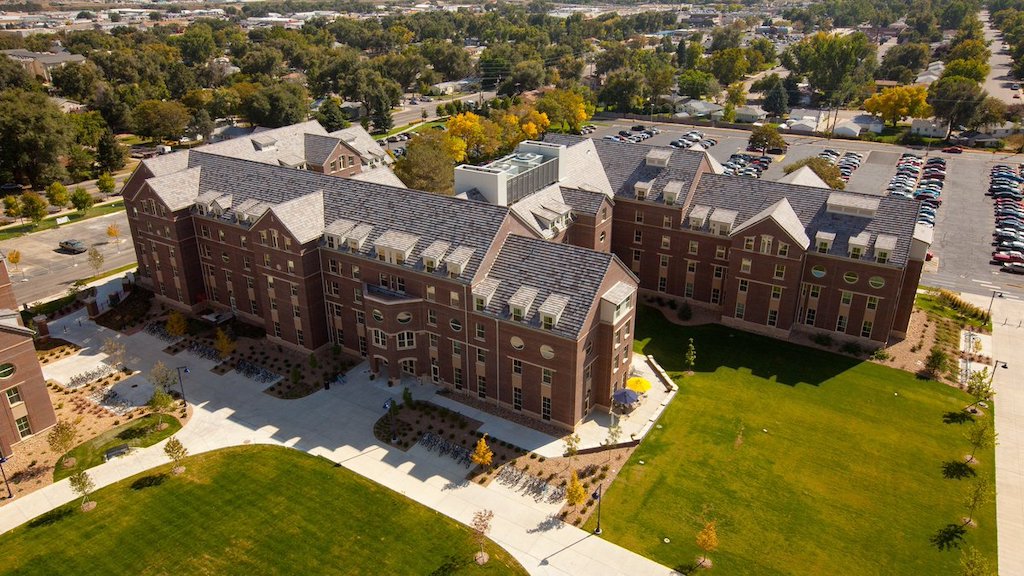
[47, 419, 78, 469]
[69, 470, 96, 511]
[148, 388, 175, 430]
[86, 247, 104, 276]
[101, 337, 126, 370]
[214, 328, 235, 360]
[471, 509, 494, 565]
[106, 224, 121, 252]
[696, 520, 719, 569]
[685, 338, 697, 375]
[965, 419, 997, 464]
[471, 435, 493, 470]
[165, 311, 187, 338]
[962, 474, 994, 528]
[566, 469, 586, 509]
[5, 249, 23, 278]
[965, 369, 995, 410]
[164, 437, 189, 475]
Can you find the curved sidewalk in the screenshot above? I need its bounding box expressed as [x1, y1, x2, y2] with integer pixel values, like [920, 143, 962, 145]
[0, 310, 678, 576]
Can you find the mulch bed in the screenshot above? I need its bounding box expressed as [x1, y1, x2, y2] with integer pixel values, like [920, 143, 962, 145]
[35, 338, 81, 366]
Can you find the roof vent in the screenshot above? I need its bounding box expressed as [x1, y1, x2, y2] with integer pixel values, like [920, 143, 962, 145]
[645, 148, 673, 168]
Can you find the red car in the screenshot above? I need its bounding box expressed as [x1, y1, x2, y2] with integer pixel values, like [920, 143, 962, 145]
[942, 146, 963, 153]
[992, 250, 1024, 263]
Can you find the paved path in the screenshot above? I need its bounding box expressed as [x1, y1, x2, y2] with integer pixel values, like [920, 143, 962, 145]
[0, 296, 677, 576]
[963, 292, 1024, 575]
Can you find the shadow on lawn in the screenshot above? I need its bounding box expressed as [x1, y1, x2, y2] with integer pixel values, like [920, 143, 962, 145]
[636, 307, 861, 387]
[130, 473, 169, 490]
[943, 410, 976, 425]
[942, 460, 977, 480]
[27, 507, 74, 529]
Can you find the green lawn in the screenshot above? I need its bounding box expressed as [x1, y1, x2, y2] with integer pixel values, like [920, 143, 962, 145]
[0, 201, 125, 241]
[585, 306, 997, 575]
[74, 262, 138, 286]
[7, 446, 525, 576]
[54, 414, 182, 482]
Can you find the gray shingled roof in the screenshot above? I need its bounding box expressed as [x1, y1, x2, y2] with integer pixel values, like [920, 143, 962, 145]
[182, 151, 511, 282]
[559, 187, 608, 216]
[691, 174, 919, 266]
[544, 134, 707, 203]
[303, 133, 341, 167]
[480, 234, 618, 338]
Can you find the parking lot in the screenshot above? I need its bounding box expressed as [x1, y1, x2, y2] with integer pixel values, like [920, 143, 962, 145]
[586, 119, 1024, 300]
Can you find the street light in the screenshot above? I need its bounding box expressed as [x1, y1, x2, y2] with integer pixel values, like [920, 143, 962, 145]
[175, 366, 190, 405]
[988, 291, 1004, 318]
[989, 360, 1009, 384]
[382, 398, 398, 442]
[592, 483, 604, 535]
[0, 455, 12, 499]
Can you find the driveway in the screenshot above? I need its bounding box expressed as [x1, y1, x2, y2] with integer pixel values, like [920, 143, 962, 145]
[0, 298, 678, 576]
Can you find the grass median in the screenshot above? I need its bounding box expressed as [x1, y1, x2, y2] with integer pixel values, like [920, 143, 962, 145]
[0, 201, 125, 241]
[5, 445, 526, 575]
[584, 306, 997, 575]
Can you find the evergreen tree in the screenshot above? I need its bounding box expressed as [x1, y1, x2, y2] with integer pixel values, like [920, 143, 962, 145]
[96, 130, 126, 173]
[764, 80, 790, 118]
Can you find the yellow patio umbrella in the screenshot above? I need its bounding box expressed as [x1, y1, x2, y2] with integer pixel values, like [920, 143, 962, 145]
[626, 376, 651, 393]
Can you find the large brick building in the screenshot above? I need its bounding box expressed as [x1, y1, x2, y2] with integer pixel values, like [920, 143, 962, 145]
[1, 256, 57, 459]
[527, 134, 930, 344]
[123, 123, 639, 431]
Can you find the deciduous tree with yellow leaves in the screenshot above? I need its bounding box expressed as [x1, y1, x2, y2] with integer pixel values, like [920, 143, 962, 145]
[863, 85, 932, 127]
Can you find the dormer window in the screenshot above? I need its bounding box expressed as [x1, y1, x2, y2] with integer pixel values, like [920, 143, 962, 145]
[474, 297, 486, 311]
[326, 235, 337, 249]
[424, 258, 437, 273]
[848, 231, 869, 259]
[634, 179, 654, 200]
[850, 246, 863, 259]
[541, 315, 554, 330]
[347, 238, 359, 251]
[511, 307, 524, 321]
[876, 250, 889, 264]
[817, 241, 830, 253]
[815, 231, 835, 254]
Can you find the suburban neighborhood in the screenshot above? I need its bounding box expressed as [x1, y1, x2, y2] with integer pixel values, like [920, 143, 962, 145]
[0, 1, 1023, 575]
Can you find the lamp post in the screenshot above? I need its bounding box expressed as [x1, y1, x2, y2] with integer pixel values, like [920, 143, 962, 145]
[383, 398, 397, 442]
[592, 483, 604, 535]
[175, 366, 190, 405]
[0, 455, 12, 499]
[989, 360, 1009, 385]
[988, 291, 1004, 318]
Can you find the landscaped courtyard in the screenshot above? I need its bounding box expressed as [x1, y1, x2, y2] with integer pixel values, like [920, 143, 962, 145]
[0, 445, 526, 575]
[584, 306, 997, 575]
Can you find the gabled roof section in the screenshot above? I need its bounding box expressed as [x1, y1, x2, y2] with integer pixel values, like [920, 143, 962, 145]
[558, 138, 613, 197]
[148, 166, 202, 211]
[330, 126, 392, 165]
[374, 230, 420, 254]
[350, 167, 408, 188]
[0, 310, 34, 336]
[304, 133, 341, 166]
[778, 165, 829, 189]
[269, 190, 325, 245]
[559, 186, 609, 216]
[732, 197, 810, 249]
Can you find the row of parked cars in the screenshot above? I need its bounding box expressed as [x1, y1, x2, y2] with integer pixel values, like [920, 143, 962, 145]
[989, 163, 1024, 273]
[606, 125, 662, 144]
[722, 153, 772, 178]
[669, 130, 718, 150]
[818, 149, 863, 183]
[895, 154, 946, 228]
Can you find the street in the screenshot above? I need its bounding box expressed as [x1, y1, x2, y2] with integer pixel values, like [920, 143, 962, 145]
[982, 10, 1021, 105]
[0, 210, 135, 305]
[392, 90, 497, 127]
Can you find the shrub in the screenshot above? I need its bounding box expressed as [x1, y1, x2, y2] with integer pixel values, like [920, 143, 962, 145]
[811, 333, 833, 347]
[870, 348, 892, 361]
[925, 346, 949, 378]
[678, 301, 693, 321]
[840, 342, 862, 356]
[668, 299, 678, 310]
[937, 289, 991, 324]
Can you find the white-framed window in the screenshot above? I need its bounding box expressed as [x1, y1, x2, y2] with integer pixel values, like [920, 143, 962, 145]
[861, 321, 873, 338]
[689, 240, 699, 255]
[15, 415, 31, 439]
[767, 309, 778, 327]
[512, 358, 522, 374]
[774, 264, 785, 280]
[397, 331, 415, 349]
[740, 259, 751, 273]
[542, 368, 553, 385]
[372, 329, 387, 348]
[5, 386, 22, 405]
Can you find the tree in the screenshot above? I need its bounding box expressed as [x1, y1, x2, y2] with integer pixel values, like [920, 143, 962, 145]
[726, 83, 746, 107]
[498, 59, 546, 96]
[45, 182, 70, 209]
[863, 85, 932, 127]
[783, 157, 845, 189]
[764, 81, 790, 118]
[148, 388, 176, 430]
[749, 125, 787, 152]
[943, 59, 990, 83]
[314, 98, 351, 132]
[96, 131, 126, 174]
[600, 68, 645, 112]
[682, 39, 704, 70]
[132, 100, 191, 142]
[47, 419, 78, 461]
[69, 470, 96, 510]
[965, 368, 995, 409]
[566, 469, 586, 508]
[606, 421, 623, 448]
[471, 435, 494, 469]
[677, 69, 719, 100]
[0, 89, 71, 188]
[925, 347, 949, 378]
[393, 130, 461, 195]
[928, 76, 985, 137]
[96, 172, 116, 196]
[685, 338, 697, 373]
[164, 436, 189, 474]
[19, 191, 47, 223]
[783, 32, 876, 105]
[704, 48, 749, 85]
[175, 23, 216, 67]
[447, 112, 501, 161]
[563, 433, 580, 460]
[879, 43, 930, 82]
[214, 327, 235, 360]
[969, 97, 1007, 131]
[963, 474, 994, 527]
[70, 188, 94, 212]
[5, 249, 20, 275]
[536, 88, 591, 133]
[101, 337, 126, 370]
[106, 224, 121, 251]
[965, 420, 997, 464]
[87, 247, 104, 275]
[471, 509, 494, 564]
[188, 109, 215, 142]
[166, 311, 187, 338]
[696, 521, 720, 567]
[149, 360, 177, 393]
[245, 82, 308, 128]
[960, 547, 995, 576]
[2, 196, 20, 220]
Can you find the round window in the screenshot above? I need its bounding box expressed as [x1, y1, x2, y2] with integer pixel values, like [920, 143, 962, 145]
[811, 265, 826, 278]
[844, 271, 859, 284]
[540, 345, 555, 359]
[868, 276, 885, 289]
[450, 319, 462, 332]
[397, 311, 412, 324]
[0, 363, 14, 379]
[372, 309, 384, 322]
[510, 336, 525, 350]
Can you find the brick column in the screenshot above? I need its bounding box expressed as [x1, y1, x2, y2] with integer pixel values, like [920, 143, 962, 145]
[33, 314, 49, 341]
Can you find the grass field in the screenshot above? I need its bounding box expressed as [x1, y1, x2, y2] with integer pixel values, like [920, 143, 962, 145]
[54, 415, 182, 482]
[7, 446, 525, 575]
[0, 201, 125, 241]
[584, 306, 997, 575]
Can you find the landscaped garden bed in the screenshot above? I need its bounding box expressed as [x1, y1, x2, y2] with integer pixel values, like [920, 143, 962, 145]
[53, 414, 182, 482]
[94, 287, 155, 332]
[34, 338, 81, 365]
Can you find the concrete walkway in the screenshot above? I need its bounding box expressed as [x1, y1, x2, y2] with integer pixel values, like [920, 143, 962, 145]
[963, 292, 1024, 575]
[0, 301, 678, 575]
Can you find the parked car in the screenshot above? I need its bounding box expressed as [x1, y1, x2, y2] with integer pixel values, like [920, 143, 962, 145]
[1001, 262, 1024, 274]
[942, 146, 963, 153]
[59, 240, 87, 254]
[993, 250, 1024, 263]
